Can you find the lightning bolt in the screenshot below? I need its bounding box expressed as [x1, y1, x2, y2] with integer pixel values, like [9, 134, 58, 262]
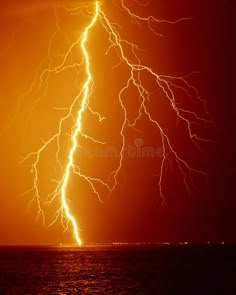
[18, 0, 213, 246]
[59, 1, 100, 247]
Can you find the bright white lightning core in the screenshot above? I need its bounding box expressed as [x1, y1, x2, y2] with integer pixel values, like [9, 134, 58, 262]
[18, 0, 213, 246]
[59, 1, 100, 246]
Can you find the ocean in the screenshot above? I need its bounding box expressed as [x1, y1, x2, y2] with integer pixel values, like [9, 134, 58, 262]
[0, 244, 235, 294]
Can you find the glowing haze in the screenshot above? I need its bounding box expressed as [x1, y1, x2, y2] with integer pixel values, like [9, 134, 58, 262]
[0, 0, 215, 245]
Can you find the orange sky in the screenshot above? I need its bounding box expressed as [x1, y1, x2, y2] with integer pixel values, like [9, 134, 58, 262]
[0, 0, 234, 245]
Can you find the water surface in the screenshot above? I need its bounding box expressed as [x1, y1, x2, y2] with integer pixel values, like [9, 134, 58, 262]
[0, 244, 235, 294]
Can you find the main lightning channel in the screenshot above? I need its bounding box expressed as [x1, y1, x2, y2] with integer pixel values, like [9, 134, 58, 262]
[60, 2, 99, 246]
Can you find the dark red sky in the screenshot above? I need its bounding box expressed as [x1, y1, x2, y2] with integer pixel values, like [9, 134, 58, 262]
[0, 0, 235, 245]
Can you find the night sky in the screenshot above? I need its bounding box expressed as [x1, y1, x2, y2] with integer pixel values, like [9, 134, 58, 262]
[0, 0, 235, 245]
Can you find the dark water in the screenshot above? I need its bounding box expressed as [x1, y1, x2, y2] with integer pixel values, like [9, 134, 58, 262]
[0, 244, 235, 295]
